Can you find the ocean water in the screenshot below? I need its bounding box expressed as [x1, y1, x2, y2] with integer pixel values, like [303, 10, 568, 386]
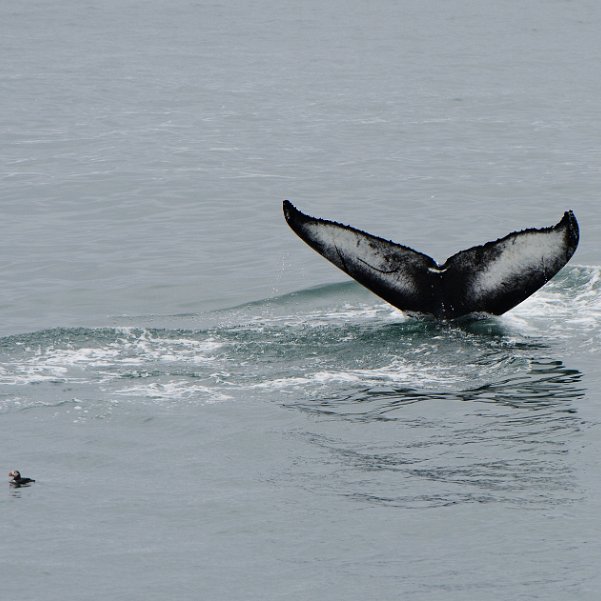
[2, 1, 601, 599]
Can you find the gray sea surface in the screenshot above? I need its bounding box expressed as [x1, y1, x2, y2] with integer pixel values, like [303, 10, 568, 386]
[2, 1, 601, 599]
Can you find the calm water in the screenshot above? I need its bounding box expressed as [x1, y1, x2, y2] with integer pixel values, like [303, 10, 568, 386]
[2, 1, 601, 599]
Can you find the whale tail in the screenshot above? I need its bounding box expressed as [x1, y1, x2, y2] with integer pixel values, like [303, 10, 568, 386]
[283, 200, 579, 319]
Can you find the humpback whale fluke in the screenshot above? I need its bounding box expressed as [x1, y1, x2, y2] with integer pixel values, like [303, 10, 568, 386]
[283, 200, 579, 319]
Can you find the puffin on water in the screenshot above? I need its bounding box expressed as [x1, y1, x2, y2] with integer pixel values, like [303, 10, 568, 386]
[9, 470, 35, 487]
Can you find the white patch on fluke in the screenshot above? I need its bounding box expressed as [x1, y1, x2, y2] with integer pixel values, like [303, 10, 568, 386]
[472, 229, 565, 298]
[305, 222, 418, 295]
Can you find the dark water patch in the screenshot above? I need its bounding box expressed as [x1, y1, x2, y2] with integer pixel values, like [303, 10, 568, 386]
[460, 360, 584, 408]
[288, 357, 583, 422]
[290, 395, 583, 509]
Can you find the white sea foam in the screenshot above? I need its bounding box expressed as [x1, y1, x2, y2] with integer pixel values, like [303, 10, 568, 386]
[1, 267, 598, 406]
[253, 357, 468, 392]
[502, 265, 601, 346]
[0, 329, 226, 386]
[114, 380, 232, 404]
[0, 359, 71, 385]
[245, 301, 405, 330]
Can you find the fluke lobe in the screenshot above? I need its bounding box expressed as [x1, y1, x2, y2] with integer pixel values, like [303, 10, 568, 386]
[283, 200, 579, 319]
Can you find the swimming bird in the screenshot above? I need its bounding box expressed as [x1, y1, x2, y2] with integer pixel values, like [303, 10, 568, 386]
[9, 470, 35, 487]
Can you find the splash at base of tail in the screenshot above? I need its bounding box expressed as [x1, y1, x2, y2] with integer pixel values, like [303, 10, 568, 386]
[283, 200, 579, 320]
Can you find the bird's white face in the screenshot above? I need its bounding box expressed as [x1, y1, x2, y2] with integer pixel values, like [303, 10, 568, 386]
[9, 470, 20, 479]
